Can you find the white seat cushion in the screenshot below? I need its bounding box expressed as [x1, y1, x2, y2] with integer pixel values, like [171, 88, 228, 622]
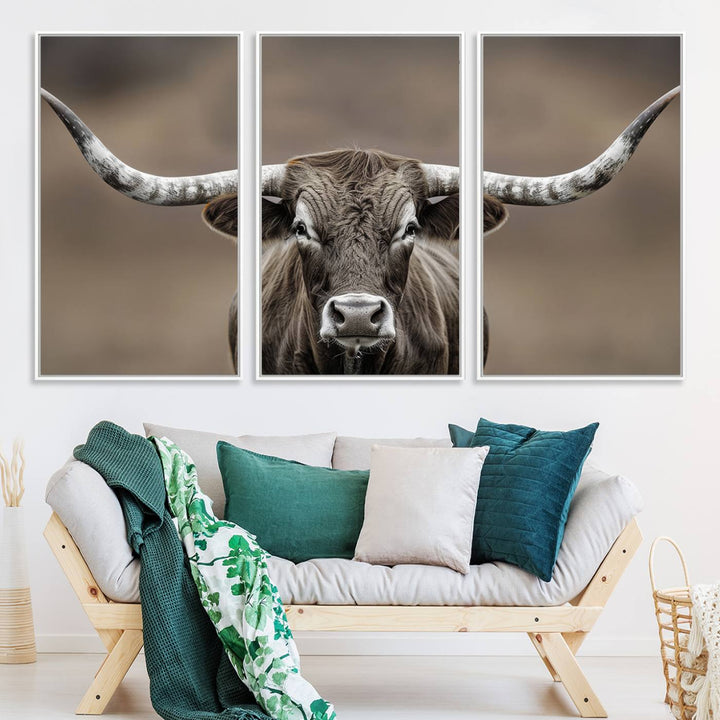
[46, 444, 642, 605]
[270, 467, 642, 606]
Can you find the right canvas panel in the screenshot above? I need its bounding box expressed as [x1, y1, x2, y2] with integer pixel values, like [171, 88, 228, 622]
[481, 35, 681, 378]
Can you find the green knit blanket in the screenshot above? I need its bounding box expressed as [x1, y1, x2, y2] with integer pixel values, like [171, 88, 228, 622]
[75, 421, 270, 720]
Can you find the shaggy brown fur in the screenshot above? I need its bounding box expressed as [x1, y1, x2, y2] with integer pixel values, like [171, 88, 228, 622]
[483, 195, 508, 234]
[203, 161, 509, 374]
[481, 195, 510, 367]
[255, 149, 459, 375]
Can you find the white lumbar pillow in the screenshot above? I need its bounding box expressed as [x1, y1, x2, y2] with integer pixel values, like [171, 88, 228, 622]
[354, 444, 489, 575]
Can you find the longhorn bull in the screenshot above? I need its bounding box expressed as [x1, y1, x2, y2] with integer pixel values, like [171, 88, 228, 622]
[41, 85, 679, 373]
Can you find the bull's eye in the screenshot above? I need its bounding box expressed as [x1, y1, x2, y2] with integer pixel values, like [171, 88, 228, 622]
[404, 222, 419, 239]
[295, 222, 308, 239]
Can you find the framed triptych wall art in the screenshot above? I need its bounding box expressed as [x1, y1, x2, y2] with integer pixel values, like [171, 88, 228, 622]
[479, 34, 682, 379]
[35, 32, 682, 382]
[257, 33, 463, 379]
[37, 33, 241, 378]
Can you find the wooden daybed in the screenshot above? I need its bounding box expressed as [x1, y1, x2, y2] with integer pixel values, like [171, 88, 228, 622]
[44, 513, 641, 718]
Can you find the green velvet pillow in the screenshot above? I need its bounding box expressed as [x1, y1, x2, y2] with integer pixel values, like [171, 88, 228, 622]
[217, 441, 369, 563]
[449, 418, 598, 581]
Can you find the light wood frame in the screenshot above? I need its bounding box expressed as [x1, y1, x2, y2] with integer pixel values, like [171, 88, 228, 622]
[44, 513, 642, 717]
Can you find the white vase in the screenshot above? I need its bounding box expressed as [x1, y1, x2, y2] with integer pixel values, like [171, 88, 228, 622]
[0, 506, 37, 663]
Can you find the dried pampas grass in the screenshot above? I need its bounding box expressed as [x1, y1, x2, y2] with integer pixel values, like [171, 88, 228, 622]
[0, 438, 25, 507]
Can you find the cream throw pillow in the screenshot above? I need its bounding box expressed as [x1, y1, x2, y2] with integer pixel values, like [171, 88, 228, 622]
[354, 444, 489, 574]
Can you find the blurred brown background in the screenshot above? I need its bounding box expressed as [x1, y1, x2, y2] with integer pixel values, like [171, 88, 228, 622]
[261, 35, 459, 164]
[483, 36, 681, 376]
[40, 35, 238, 376]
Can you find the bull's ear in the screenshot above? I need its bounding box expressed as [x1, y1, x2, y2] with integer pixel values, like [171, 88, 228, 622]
[262, 198, 294, 242]
[484, 195, 508, 236]
[418, 193, 459, 241]
[203, 194, 238, 239]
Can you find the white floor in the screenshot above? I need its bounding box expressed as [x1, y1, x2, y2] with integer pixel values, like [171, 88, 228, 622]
[1, 654, 671, 719]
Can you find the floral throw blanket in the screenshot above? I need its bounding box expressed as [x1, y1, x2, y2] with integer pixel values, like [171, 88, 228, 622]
[152, 437, 336, 720]
[688, 583, 720, 720]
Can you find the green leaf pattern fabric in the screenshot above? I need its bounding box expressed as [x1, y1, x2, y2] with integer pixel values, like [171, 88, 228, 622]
[153, 437, 336, 720]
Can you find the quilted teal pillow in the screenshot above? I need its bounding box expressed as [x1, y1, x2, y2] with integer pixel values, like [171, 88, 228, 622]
[450, 418, 598, 581]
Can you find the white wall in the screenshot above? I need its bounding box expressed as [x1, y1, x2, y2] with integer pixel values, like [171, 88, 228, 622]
[2, 0, 718, 656]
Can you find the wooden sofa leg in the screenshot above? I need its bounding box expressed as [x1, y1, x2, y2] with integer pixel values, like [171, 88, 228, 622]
[563, 631, 588, 656]
[76, 629, 144, 715]
[45, 514, 144, 713]
[538, 633, 606, 718]
[563, 520, 644, 658]
[528, 632, 561, 682]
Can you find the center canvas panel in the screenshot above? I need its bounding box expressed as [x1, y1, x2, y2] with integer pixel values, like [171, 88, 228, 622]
[258, 34, 461, 378]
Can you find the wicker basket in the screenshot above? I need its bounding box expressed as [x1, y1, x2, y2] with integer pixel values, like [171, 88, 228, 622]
[650, 536, 710, 720]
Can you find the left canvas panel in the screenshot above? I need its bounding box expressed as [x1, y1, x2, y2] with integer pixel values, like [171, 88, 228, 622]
[37, 34, 240, 378]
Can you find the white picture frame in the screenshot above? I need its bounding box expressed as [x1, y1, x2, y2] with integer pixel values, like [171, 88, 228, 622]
[477, 33, 684, 381]
[255, 32, 465, 381]
[35, 32, 243, 381]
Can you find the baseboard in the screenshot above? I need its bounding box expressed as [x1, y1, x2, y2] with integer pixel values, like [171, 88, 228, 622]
[296, 632, 658, 657]
[38, 634, 106, 654]
[37, 632, 659, 657]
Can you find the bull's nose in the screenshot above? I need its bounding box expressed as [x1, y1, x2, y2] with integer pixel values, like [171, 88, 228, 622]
[320, 293, 395, 346]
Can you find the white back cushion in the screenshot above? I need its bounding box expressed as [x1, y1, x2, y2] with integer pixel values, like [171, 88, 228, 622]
[332, 436, 451, 471]
[143, 423, 336, 517]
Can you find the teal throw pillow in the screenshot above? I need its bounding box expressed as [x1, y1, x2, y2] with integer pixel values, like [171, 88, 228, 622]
[217, 441, 369, 563]
[449, 418, 598, 581]
[448, 423, 475, 448]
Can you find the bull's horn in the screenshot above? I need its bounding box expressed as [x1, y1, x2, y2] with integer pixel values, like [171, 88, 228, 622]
[41, 88, 237, 206]
[483, 85, 680, 206]
[261, 165, 286, 196]
[421, 164, 460, 196]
